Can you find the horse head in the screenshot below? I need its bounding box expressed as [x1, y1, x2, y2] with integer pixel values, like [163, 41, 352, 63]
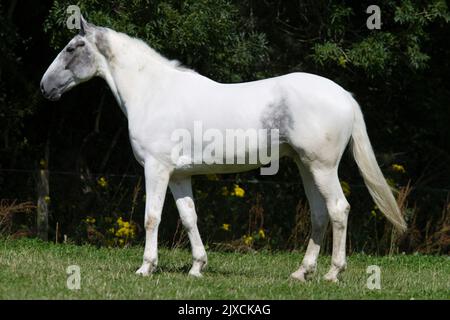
[40, 16, 101, 101]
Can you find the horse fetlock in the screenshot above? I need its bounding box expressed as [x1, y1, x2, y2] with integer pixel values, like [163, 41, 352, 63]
[324, 262, 346, 282]
[189, 257, 207, 277]
[303, 260, 317, 273]
[291, 264, 316, 282]
[332, 259, 347, 271]
[136, 260, 157, 276]
[193, 255, 208, 270]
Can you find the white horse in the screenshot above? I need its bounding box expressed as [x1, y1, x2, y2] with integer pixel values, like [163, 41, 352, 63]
[41, 17, 406, 282]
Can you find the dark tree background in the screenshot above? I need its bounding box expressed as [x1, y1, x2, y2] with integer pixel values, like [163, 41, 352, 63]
[0, 0, 449, 253]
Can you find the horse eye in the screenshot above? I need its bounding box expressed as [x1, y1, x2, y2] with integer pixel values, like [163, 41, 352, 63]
[66, 46, 75, 53]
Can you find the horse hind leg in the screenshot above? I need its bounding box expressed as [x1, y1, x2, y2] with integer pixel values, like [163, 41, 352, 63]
[309, 165, 350, 282]
[291, 158, 329, 281]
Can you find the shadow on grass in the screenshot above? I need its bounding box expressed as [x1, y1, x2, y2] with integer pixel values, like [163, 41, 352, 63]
[143, 263, 261, 278]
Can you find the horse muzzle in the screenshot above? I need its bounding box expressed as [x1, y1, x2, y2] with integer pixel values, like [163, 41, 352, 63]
[40, 79, 73, 101]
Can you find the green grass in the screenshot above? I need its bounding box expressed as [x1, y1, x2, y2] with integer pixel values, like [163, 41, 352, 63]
[0, 238, 448, 299]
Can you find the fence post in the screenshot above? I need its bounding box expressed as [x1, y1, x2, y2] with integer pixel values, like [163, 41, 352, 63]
[37, 164, 49, 241]
[36, 141, 50, 241]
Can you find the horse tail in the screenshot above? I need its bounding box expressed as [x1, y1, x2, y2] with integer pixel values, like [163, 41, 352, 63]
[350, 96, 407, 233]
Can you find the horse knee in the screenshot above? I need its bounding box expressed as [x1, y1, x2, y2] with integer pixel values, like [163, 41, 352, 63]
[145, 214, 161, 231]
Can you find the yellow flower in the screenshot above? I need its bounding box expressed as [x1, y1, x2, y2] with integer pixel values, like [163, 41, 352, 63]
[222, 223, 231, 231]
[340, 180, 351, 197]
[115, 217, 136, 240]
[44, 196, 51, 203]
[232, 185, 245, 198]
[39, 159, 46, 167]
[84, 216, 95, 224]
[243, 235, 253, 246]
[392, 164, 406, 174]
[258, 228, 266, 239]
[97, 176, 108, 188]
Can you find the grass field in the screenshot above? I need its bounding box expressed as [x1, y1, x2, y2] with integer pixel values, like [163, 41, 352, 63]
[0, 238, 448, 299]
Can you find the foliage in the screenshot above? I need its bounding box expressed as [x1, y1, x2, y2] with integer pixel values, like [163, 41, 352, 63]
[0, 3, 40, 165]
[44, 0, 269, 82]
[313, 1, 450, 75]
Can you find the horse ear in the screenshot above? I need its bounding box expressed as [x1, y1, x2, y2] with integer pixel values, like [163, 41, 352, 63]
[79, 15, 93, 36]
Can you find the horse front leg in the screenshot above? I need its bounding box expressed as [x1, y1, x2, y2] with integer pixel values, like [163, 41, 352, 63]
[136, 158, 171, 276]
[169, 176, 207, 277]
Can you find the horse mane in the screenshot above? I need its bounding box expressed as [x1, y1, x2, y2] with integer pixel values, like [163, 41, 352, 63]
[103, 27, 196, 74]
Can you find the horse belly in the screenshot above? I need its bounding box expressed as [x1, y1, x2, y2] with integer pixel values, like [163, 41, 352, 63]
[172, 143, 293, 175]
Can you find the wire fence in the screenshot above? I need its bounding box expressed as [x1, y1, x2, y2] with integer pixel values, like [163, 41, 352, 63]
[1, 167, 449, 254]
[1, 167, 449, 192]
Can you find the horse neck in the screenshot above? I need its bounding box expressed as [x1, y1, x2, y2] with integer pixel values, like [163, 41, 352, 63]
[99, 31, 175, 118]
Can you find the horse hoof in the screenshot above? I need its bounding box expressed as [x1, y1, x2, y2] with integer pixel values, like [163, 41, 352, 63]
[189, 272, 203, 278]
[136, 263, 154, 276]
[290, 271, 307, 282]
[323, 273, 339, 283]
[188, 270, 203, 278]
